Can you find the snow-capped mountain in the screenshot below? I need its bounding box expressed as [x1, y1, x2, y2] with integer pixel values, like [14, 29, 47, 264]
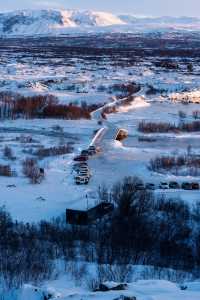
[0, 9, 200, 36]
[0, 9, 125, 35]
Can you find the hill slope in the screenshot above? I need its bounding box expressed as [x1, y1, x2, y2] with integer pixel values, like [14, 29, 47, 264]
[0, 9, 200, 36]
[0, 9, 125, 35]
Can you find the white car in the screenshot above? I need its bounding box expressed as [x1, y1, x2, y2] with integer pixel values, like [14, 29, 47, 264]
[75, 176, 89, 185]
[79, 170, 91, 177]
[159, 182, 169, 190]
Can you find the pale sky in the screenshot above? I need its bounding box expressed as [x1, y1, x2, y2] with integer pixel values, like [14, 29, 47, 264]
[0, 0, 199, 17]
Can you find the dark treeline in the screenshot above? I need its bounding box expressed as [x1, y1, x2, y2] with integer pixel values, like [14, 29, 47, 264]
[1, 34, 200, 58]
[150, 155, 200, 172]
[0, 93, 101, 120]
[1, 176, 200, 289]
[34, 144, 74, 159]
[138, 120, 200, 133]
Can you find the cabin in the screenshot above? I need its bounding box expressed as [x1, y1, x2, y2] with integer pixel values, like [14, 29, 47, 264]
[115, 129, 128, 141]
[87, 202, 114, 221]
[66, 202, 114, 225]
[66, 209, 88, 225]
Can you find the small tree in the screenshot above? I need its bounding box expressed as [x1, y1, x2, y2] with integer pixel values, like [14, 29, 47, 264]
[3, 145, 13, 160]
[187, 63, 193, 73]
[193, 110, 200, 120]
[178, 110, 187, 120]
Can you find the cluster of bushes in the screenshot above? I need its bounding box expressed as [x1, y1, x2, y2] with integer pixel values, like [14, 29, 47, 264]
[13, 94, 57, 119]
[154, 60, 179, 69]
[1, 177, 200, 289]
[22, 158, 45, 184]
[42, 103, 91, 119]
[150, 155, 200, 171]
[0, 164, 12, 177]
[193, 110, 200, 120]
[3, 145, 15, 160]
[0, 93, 101, 120]
[35, 144, 74, 159]
[109, 82, 140, 98]
[138, 120, 200, 133]
[138, 121, 178, 133]
[95, 177, 195, 271]
[149, 155, 200, 176]
[138, 135, 157, 142]
[145, 85, 166, 95]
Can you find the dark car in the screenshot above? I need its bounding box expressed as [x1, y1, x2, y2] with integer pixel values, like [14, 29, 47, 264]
[135, 183, 145, 190]
[88, 145, 96, 155]
[81, 150, 89, 156]
[145, 183, 156, 190]
[169, 181, 180, 189]
[181, 182, 192, 190]
[159, 182, 169, 190]
[191, 182, 200, 190]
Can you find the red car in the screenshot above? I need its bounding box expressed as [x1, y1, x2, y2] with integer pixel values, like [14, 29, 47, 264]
[73, 155, 88, 162]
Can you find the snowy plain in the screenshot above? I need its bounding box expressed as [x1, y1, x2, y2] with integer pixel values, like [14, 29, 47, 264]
[0, 30, 200, 299]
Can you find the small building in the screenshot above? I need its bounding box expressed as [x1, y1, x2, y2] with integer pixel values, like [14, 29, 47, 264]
[66, 202, 114, 225]
[116, 129, 128, 141]
[87, 202, 114, 221]
[66, 209, 89, 225]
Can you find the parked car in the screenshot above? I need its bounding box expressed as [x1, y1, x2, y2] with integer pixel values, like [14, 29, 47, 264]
[159, 182, 169, 190]
[79, 165, 89, 170]
[145, 183, 156, 190]
[78, 167, 90, 172]
[88, 145, 96, 155]
[73, 163, 85, 170]
[75, 176, 89, 185]
[181, 182, 192, 190]
[135, 183, 145, 190]
[78, 170, 91, 177]
[78, 162, 88, 167]
[73, 155, 88, 162]
[81, 150, 89, 156]
[169, 181, 180, 189]
[191, 182, 200, 190]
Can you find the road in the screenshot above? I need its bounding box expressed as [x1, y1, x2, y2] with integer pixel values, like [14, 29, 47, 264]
[90, 87, 145, 147]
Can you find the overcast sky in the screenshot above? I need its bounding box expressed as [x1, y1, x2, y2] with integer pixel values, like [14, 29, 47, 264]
[0, 0, 199, 17]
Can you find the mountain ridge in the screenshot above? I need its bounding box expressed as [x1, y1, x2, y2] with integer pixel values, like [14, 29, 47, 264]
[0, 9, 200, 36]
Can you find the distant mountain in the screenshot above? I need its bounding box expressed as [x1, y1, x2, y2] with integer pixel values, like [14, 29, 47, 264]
[0, 9, 125, 36]
[0, 9, 200, 36]
[119, 15, 200, 25]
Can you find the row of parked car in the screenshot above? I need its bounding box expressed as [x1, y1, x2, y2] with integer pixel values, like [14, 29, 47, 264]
[73, 146, 97, 185]
[139, 181, 200, 191]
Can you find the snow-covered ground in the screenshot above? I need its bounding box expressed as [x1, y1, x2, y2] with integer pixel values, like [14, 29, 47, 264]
[2, 269, 200, 300]
[0, 30, 200, 300]
[0, 98, 200, 222]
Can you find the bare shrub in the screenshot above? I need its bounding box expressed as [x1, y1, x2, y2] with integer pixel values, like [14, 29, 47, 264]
[149, 154, 200, 176]
[22, 158, 44, 184]
[178, 110, 187, 119]
[17, 135, 34, 144]
[138, 135, 157, 142]
[3, 145, 14, 160]
[0, 164, 12, 177]
[138, 120, 200, 133]
[35, 144, 73, 159]
[193, 110, 200, 120]
[66, 262, 88, 286]
[97, 264, 132, 283]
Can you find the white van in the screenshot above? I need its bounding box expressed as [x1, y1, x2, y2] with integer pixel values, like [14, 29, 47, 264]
[75, 176, 89, 185]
